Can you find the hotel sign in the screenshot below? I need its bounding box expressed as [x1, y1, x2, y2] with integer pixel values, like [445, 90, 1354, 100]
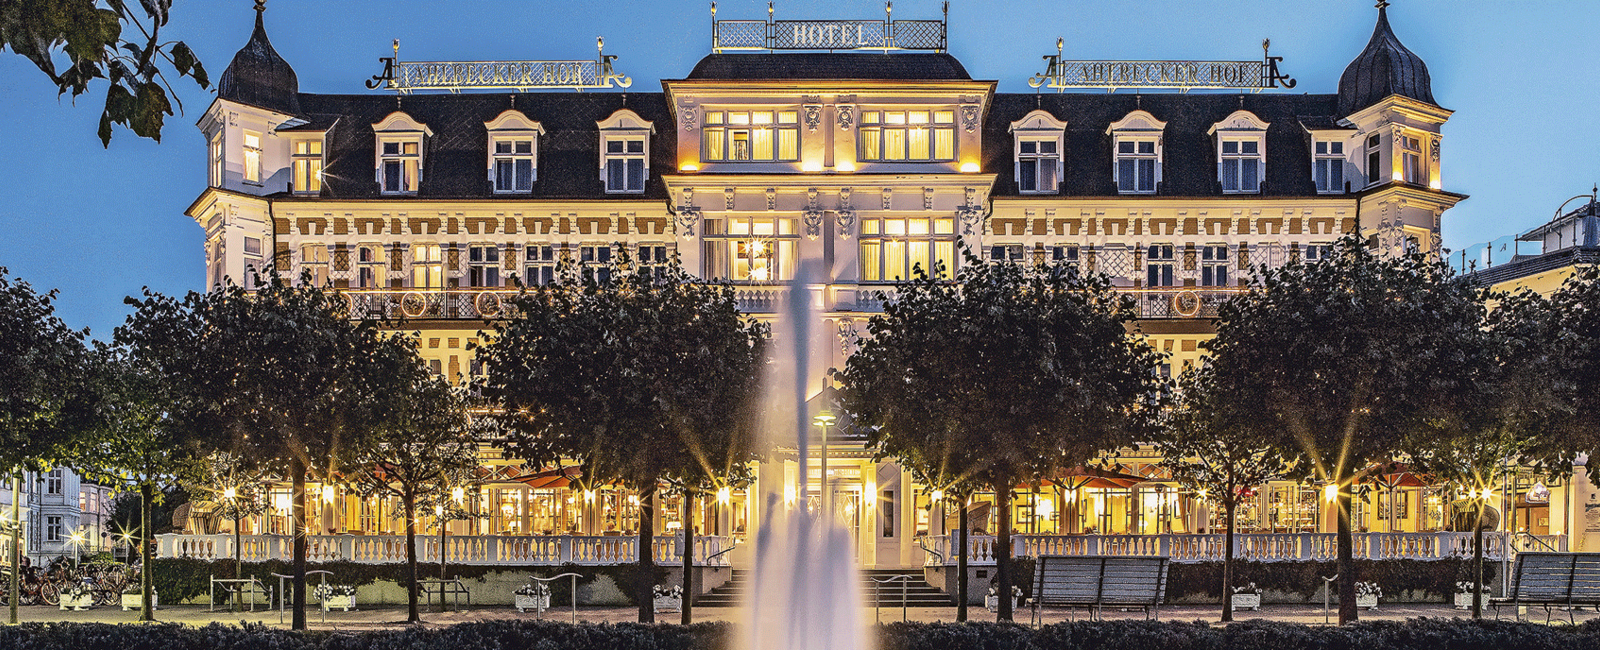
[711, 2, 947, 53]
[367, 39, 632, 93]
[1029, 39, 1296, 92]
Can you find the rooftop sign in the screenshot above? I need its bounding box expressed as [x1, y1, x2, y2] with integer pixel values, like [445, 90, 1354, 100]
[711, 1, 947, 53]
[367, 39, 632, 93]
[1029, 39, 1296, 92]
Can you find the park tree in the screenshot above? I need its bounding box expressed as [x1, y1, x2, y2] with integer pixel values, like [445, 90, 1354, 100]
[477, 253, 767, 623]
[120, 272, 400, 629]
[833, 253, 1166, 622]
[1204, 235, 1483, 624]
[0, 0, 209, 145]
[0, 268, 95, 624]
[344, 356, 479, 624]
[180, 451, 270, 611]
[1543, 265, 1600, 482]
[1154, 366, 1296, 622]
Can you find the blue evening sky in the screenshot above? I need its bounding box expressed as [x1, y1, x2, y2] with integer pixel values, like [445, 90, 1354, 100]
[0, 0, 1596, 337]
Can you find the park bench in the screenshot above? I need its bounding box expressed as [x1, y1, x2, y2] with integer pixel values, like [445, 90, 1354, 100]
[1491, 552, 1600, 624]
[1029, 555, 1168, 624]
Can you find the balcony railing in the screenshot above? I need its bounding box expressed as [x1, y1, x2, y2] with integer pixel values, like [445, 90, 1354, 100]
[339, 289, 519, 321]
[157, 533, 733, 567]
[917, 531, 1567, 566]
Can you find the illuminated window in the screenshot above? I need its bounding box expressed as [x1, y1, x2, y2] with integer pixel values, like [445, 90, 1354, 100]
[1200, 245, 1229, 287]
[703, 110, 800, 162]
[1314, 140, 1345, 193]
[411, 244, 443, 288]
[468, 245, 501, 287]
[859, 110, 956, 162]
[1146, 244, 1175, 287]
[604, 138, 647, 193]
[859, 217, 956, 281]
[356, 245, 384, 288]
[523, 245, 555, 286]
[1219, 140, 1261, 193]
[380, 140, 420, 194]
[1017, 139, 1060, 193]
[242, 131, 263, 184]
[1116, 140, 1158, 193]
[300, 244, 329, 286]
[209, 131, 224, 187]
[703, 217, 799, 282]
[292, 139, 323, 194]
[1400, 135, 1424, 185]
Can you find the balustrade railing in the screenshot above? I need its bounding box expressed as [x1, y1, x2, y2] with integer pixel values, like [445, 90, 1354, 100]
[157, 533, 733, 567]
[917, 531, 1562, 566]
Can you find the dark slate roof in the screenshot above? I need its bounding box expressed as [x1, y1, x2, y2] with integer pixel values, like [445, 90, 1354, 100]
[1463, 246, 1600, 288]
[217, 8, 302, 116]
[1337, 6, 1434, 116]
[684, 53, 971, 80]
[296, 93, 674, 201]
[277, 113, 340, 132]
[984, 93, 1344, 198]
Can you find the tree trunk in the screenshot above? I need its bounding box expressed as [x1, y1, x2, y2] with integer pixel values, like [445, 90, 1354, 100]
[681, 491, 694, 624]
[1221, 498, 1236, 622]
[1336, 486, 1357, 625]
[404, 496, 420, 623]
[956, 499, 969, 622]
[996, 486, 1014, 622]
[637, 483, 655, 623]
[141, 482, 155, 621]
[291, 459, 307, 630]
[1472, 500, 1485, 619]
[9, 471, 20, 626]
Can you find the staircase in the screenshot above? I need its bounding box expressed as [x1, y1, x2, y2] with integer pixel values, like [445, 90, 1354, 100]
[696, 568, 949, 608]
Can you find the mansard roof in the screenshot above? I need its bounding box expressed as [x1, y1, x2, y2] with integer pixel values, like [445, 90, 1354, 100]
[1337, 6, 1435, 116]
[293, 93, 675, 201]
[217, 7, 302, 116]
[684, 53, 971, 81]
[982, 93, 1344, 198]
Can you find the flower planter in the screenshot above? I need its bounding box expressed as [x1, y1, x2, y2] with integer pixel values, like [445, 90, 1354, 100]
[59, 593, 94, 611]
[1355, 595, 1378, 610]
[515, 594, 550, 613]
[653, 595, 682, 613]
[120, 592, 159, 611]
[321, 594, 356, 612]
[1231, 593, 1261, 611]
[1454, 592, 1488, 609]
[985, 596, 1022, 613]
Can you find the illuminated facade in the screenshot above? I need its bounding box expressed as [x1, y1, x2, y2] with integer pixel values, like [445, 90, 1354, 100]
[172, 3, 1582, 577]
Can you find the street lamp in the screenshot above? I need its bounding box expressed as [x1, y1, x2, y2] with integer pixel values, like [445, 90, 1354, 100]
[69, 529, 86, 566]
[813, 409, 836, 512]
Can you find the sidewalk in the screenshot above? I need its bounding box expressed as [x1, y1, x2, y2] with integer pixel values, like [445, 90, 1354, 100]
[14, 602, 1598, 629]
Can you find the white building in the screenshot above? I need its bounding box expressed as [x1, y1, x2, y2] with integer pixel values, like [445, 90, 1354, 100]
[0, 469, 117, 565]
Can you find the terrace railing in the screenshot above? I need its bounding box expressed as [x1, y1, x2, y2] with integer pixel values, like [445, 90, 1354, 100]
[918, 531, 1567, 566]
[158, 533, 733, 567]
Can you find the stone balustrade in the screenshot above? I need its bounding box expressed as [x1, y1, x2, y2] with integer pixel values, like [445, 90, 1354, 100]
[158, 533, 733, 566]
[918, 531, 1567, 566]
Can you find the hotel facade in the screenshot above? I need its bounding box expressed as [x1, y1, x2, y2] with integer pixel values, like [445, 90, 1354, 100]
[164, 3, 1598, 589]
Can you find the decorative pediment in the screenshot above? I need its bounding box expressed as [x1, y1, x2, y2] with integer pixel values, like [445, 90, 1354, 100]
[484, 109, 546, 135]
[596, 109, 655, 133]
[1106, 110, 1167, 135]
[372, 111, 433, 136]
[1206, 110, 1270, 136]
[1009, 109, 1068, 134]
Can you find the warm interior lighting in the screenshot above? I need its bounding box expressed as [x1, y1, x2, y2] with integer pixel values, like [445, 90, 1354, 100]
[1037, 498, 1054, 519]
[321, 486, 336, 503]
[802, 160, 823, 172]
[435, 504, 444, 516]
[680, 163, 699, 172]
[930, 489, 944, 503]
[959, 161, 980, 173]
[584, 489, 596, 502]
[784, 484, 797, 505]
[716, 486, 731, 505]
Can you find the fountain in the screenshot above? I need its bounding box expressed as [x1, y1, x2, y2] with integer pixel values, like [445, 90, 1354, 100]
[743, 261, 870, 650]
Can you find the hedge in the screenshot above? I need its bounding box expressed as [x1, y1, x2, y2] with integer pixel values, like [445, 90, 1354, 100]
[1, 619, 1599, 650]
[1165, 558, 1496, 601]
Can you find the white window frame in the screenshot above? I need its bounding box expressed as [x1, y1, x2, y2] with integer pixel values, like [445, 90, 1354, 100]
[989, 243, 1025, 264]
[46, 468, 63, 495]
[635, 243, 671, 279]
[209, 130, 224, 187]
[46, 516, 62, 542]
[1366, 133, 1384, 187]
[580, 243, 615, 283]
[242, 130, 263, 185]
[468, 244, 502, 287]
[291, 137, 324, 195]
[373, 112, 432, 195]
[597, 110, 654, 194]
[1208, 111, 1269, 195]
[1010, 110, 1068, 194]
[1399, 134, 1424, 185]
[1200, 244, 1230, 287]
[858, 216, 958, 282]
[857, 109, 956, 162]
[485, 110, 544, 194]
[1146, 244, 1175, 287]
[702, 109, 801, 162]
[1312, 137, 1347, 194]
[1050, 244, 1080, 267]
[357, 244, 385, 289]
[703, 217, 802, 283]
[522, 244, 556, 287]
[411, 243, 443, 289]
[1108, 111, 1167, 195]
[1304, 242, 1334, 262]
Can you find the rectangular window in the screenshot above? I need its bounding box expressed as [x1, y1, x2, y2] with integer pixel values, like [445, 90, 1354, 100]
[1018, 140, 1060, 193]
[1146, 244, 1175, 287]
[300, 244, 329, 286]
[1220, 140, 1261, 193]
[1116, 140, 1158, 193]
[47, 469, 63, 495]
[493, 138, 536, 192]
[357, 245, 385, 289]
[1367, 134, 1383, 186]
[468, 245, 501, 287]
[858, 110, 956, 162]
[46, 516, 62, 542]
[412, 244, 442, 288]
[702, 110, 801, 162]
[1304, 243, 1334, 262]
[636, 244, 670, 279]
[523, 245, 555, 286]
[380, 140, 420, 194]
[209, 131, 224, 187]
[292, 139, 323, 194]
[604, 138, 647, 193]
[859, 217, 956, 281]
[990, 244, 1024, 264]
[1314, 140, 1345, 193]
[242, 131, 263, 184]
[1401, 136, 1423, 185]
[703, 217, 800, 282]
[1200, 245, 1229, 287]
[580, 244, 613, 284]
[1051, 245, 1080, 265]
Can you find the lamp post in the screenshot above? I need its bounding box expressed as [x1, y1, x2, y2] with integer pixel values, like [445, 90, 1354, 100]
[69, 529, 85, 566]
[813, 409, 836, 514]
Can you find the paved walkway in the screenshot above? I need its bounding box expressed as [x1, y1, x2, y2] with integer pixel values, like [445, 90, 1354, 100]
[11, 602, 1598, 629]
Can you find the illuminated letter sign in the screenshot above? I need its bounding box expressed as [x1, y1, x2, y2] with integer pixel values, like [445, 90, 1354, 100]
[1028, 40, 1296, 92]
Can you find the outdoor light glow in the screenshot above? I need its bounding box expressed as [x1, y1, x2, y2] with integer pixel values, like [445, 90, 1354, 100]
[802, 160, 823, 172]
[272, 493, 291, 512]
[837, 160, 856, 172]
[959, 161, 980, 173]
[1324, 483, 1339, 502]
[783, 484, 797, 504]
[680, 163, 699, 172]
[321, 486, 336, 502]
[69, 531, 85, 545]
[584, 489, 596, 502]
[751, 267, 770, 281]
[1195, 488, 1209, 500]
[930, 489, 944, 503]
[717, 486, 731, 505]
[1037, 498, 1055, 518]
[452, 487, 465, 502]
[749, 240, 766, 256]
[222, 487, 237, 500]
[628, 495, 640, 506]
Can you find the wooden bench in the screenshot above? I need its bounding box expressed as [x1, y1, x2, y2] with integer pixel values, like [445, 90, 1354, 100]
[1029, 555, 1169, 623]
[1491, 552, 1600, 624]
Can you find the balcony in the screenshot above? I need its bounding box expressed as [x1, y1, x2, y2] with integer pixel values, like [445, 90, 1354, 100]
[917, 531, 1567, 565]
[338, 289, 519, 321]
[156, 533, 734, 567]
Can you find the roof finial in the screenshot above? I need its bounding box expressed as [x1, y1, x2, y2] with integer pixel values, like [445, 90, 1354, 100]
[1376, 0, 1389, 9]
[255, 0, 265, 14]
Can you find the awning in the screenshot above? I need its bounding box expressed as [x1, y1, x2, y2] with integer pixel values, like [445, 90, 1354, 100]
[513, 466, 583, 489]
[1359, 461, 1432, 489]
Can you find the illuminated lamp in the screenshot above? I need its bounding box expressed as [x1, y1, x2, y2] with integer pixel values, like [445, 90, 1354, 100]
[959, 162, 980, 173]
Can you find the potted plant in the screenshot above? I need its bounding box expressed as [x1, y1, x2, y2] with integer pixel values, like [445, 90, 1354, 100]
[120, 586, 158, 611]
[1454, 581, 1489, 609]
[514, 582, 551, 613]
[985, 585, 1024, 612]
[1230, 582, 1262, 611]
[1353, 581, 1382, 610]
[652, 584, 683, 613]
[313, 583, 357, 612]
[59, 581, 94, 611]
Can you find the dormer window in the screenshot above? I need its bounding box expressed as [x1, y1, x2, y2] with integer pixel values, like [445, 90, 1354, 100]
[291, 139, 323, 194]
[1208, 111, 1269, 194]
[484, 110, 544, 194]
[1010, 110, 1068, 194]
[597, 109, 654, 194]
[1314, 139, 1345, 194]
[1108, 111, 1167, 195]
[703, 110, 800, 162]
[242, 131, 263, 185]
[373, 112, 432, 195]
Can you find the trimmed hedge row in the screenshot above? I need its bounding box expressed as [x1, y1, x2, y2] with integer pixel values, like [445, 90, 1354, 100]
[1165, 558, 1496, 601]
[1, 619, 1599, 650]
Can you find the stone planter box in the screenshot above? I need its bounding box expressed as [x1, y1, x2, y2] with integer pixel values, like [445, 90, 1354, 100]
[321, 594, 356, 611]
[1356, 595, 1378, 610]
[1231, 593, 1261, 611]
[59, 593, 94, 611]
[1454, 592, 1489, 609]
[120, 592, 159, 611]
[985, 595, 1022, 612]
[515, 593, 550, 613]
[653, 595, 682, 613]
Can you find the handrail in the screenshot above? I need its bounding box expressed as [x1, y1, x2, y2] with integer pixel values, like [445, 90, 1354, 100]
[871, 574, 915, 623]
[706, 539, 739, 564]
[530, 572, 584, 623]
[916, 538, 945, 565]
[1512, 532, 1560, 553]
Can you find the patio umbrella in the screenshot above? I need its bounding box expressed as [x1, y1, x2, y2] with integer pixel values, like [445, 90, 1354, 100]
[1051, 465, 1147, 490]
[1360, 462, 1433, 531]
[514, 466, 584, 489]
